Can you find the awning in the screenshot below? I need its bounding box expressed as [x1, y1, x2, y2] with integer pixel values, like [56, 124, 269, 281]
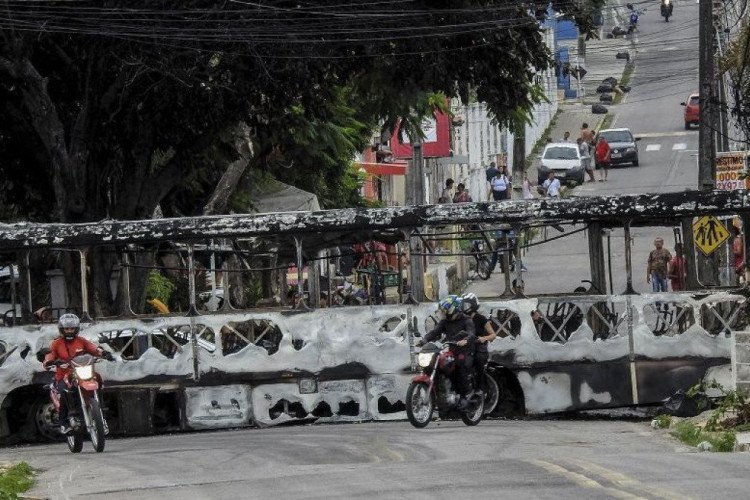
[358, 162, 407, 176]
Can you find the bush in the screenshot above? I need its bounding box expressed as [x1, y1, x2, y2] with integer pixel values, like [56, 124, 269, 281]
[145, 270, 176, 306]
[671, 421, 736, 452]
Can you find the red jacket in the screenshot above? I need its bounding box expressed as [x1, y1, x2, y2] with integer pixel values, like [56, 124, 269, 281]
[595, 140, 611, 163]
[44, 336, 102, 382]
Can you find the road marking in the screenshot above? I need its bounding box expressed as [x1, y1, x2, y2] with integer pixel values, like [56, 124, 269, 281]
[645, 144, 661, 151]
[635, 131, 695, 139]
[672, 143, 687, 150]
[571, 460, 692, 500]
[527, 459, 646, 499]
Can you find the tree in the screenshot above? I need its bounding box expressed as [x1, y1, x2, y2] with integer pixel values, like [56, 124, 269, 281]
[721, 19, 750, 142]
[0, 0, 601, 315]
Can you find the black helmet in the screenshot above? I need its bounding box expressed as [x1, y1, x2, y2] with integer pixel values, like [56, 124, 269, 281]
[58, 313, 80, 341]
[461, 293, 479, 314]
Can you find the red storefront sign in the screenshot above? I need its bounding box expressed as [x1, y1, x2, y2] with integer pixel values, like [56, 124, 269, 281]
[389, 112, 451, 159]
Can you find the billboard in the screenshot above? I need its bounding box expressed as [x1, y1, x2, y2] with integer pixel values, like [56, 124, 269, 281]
[389, 111, 451, 159]
[715, 151, 750, 190]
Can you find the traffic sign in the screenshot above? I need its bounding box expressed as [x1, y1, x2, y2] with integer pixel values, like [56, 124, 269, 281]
[692, 216, 730, 256]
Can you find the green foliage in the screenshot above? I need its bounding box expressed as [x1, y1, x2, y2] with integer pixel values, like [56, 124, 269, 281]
[671, 421, 736, 452]
[0, 462, 34, 500]
[145, 270, 176, 306]
[652, 414, 672, 429]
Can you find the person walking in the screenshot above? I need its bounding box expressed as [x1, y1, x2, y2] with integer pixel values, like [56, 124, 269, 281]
[489, 166, 510, 201]
[668, 243, 687, 291]
[485, 162, 499, 201]
[595, 135, 611, 182]
[579, 122, 595, 146]
[577, 137, 595, 182]
[647, 237, 672, 292]
[732, 225, 744, 284]
[522, 174, 535, 199]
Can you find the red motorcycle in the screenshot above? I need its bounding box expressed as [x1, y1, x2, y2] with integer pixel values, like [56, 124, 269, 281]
[43, 353, 109, 453]
[406, 341, 484, 428]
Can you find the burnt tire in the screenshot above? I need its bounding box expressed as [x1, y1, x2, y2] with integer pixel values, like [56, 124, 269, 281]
[31, 397, 62, 442]
[406, 383, 433, 428]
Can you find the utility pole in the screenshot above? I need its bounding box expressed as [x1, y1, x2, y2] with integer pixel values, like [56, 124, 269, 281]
[715, 26, 731, 152]
[406, 138, 425, 302]
[698, 0, 717, 191]
[512, 123, 525, 194]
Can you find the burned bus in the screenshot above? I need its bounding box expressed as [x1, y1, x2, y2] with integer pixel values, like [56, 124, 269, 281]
[0, 190, 747, 442]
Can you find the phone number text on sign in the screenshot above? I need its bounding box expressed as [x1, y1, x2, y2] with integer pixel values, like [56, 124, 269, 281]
[715, 152, 749, 191]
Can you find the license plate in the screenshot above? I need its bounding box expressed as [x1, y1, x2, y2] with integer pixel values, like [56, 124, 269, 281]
[611, 153, 622, 158]
[556, 172, 566, 178]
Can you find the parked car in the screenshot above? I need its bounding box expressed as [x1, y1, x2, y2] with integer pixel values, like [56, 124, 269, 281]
[681, 93, 700, 129]
[596, 128, 641, 167]
[537, 143, 585, 185]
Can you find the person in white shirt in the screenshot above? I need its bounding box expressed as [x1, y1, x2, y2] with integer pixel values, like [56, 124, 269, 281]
[490, 167, 510, 201]
[522, 175, 534, 200]
[577, 138, 595, 182]
[541, 171, 561, 198]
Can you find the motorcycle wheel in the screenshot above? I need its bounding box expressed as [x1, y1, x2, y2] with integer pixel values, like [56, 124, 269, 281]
[406, 382, 434, 428]
[476, 256, 493, 280]
[483, 374, 500, 415]
[87, 399, 106, 453]
[67, 432, 83, 453]
[460, 394, 485, 426]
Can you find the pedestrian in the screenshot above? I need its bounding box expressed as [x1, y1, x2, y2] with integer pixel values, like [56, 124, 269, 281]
[561, 130, 571, 142]
[453, 183, 472, 203]
[732, 225, 744, 284]
[485, 162, 499, 201]
[579, 122, 595, 147]
[537, 171, 561, 198]
[668, 243, 687, 291]
[595, 135, 611, 181]
[647, 237, 672, 292]
[522, 174, 535, 199]
[577, 137, 595, 182]
[489, 166, 510, 201]
[439, 178, 454, 203]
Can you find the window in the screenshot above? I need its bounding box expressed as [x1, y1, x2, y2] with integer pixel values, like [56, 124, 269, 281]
[599, 131, 633, 143]
[222, 319, 283, 356]
[544, 147, 578, 160]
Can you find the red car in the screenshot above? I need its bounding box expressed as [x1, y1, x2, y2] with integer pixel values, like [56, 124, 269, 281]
[681, 93, 700, 129]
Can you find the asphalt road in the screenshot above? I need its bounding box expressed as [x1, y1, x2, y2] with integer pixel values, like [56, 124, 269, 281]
[6, 418, 750, 499]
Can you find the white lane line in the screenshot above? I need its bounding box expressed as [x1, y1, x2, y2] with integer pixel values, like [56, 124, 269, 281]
[636, 131, 695, 138]
[672, 143, 687, 150]
[645, 144, 661, 151]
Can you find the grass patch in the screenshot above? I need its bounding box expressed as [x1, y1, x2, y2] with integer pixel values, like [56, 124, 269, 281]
[524, 109, 562, 170]
[596, 113, 614, 132]
[671, 421, 736, 452]
[613, 62, 634, 105]
[651, 414, 672, 429]
[0, 462, 34, 499]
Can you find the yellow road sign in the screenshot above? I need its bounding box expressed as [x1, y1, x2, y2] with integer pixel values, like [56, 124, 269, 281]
[692, 216, 730, 256]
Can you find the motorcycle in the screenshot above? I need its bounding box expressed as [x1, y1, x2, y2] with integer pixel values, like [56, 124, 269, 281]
[661, 0, 673, 22]
[627, 4, 639, 33]
[406, 341, 485, 428]
[469, 239, 494, 280]
[40, 352, 110, 453]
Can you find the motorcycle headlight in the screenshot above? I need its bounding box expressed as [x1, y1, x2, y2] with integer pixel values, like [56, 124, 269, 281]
[417, 353, 434, 368]
[75, 365, 93, 380]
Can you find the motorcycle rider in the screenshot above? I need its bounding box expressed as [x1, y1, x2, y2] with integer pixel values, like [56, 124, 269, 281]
[461, 293, 497, 393]
[419, 295, 476, 409]
[43, 313, 113, 434]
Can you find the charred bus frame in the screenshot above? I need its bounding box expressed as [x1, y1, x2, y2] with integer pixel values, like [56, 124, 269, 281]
[0, 190, 748, 442]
